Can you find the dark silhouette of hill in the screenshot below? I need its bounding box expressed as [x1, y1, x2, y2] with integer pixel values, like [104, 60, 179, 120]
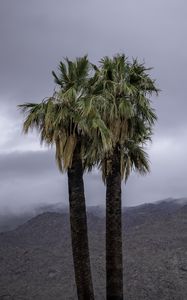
[0, 199, 187, 299]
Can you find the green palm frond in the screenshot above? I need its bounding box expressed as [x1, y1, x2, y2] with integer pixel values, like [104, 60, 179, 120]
[122, 141, 150, 182]
[19, 54, 158, 179]
[93, 53, 158, 182]
[19, 55, 113, 173]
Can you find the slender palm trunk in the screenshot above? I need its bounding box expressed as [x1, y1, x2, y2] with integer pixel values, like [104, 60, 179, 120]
[68, 141, 95, 300]
[106, 145, 123, 300]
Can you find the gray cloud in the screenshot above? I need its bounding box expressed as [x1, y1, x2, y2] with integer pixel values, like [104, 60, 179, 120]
[0, 150, 56, 178]
[0, 0, 187, 211]
[0, 150, 105, 214]
[0, 150, 66, 212]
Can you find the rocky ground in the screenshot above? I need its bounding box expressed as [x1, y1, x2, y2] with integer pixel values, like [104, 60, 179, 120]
[0, 200, 187, 299]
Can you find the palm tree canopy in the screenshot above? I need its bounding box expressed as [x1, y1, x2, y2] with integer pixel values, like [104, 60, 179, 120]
[19, 56, 111, 172]
[92, 54, 159, 181]
[19, 54, 158, 180]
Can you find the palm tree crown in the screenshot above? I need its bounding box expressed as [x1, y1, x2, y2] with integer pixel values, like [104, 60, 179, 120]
[91, 54, 158, 180]
[19, 56, 110, 172]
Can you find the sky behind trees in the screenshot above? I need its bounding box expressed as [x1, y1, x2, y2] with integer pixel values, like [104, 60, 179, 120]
[1, 0, 187, 213]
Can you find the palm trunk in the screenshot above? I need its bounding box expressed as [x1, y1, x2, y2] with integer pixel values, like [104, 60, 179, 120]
[68, 141, 95, 300]
[106, 145, 123, 300]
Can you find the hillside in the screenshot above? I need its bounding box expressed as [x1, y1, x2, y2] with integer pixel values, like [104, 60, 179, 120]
[0, 199, 187, 299]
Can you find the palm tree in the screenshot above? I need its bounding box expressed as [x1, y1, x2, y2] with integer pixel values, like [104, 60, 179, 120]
[94, 55, 159, 300]
[19, 56, 110, 300]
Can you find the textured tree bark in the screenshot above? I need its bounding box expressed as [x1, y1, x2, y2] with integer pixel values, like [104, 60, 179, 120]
[106, 145, 123, 300]
[68, 141, 95, 300]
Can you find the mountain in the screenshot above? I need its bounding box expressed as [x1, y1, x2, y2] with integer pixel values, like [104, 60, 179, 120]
[1, 197, 187, 233]
[0, 199, 187, 299]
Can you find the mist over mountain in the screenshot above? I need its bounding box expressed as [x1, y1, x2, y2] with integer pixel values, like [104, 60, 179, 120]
[0, 198, 187, 299]
[0, 197, 187, 232]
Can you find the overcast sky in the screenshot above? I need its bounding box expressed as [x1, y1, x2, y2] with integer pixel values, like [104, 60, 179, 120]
[1, 0, 187, 214]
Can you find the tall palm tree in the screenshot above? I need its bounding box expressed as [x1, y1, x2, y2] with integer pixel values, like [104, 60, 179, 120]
[19, 56, 110, 300]
[94, 55, 159, 300]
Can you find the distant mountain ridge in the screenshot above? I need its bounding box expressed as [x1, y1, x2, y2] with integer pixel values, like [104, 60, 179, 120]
[0, 198, 187, 299]
[1, 197, 187, 232]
